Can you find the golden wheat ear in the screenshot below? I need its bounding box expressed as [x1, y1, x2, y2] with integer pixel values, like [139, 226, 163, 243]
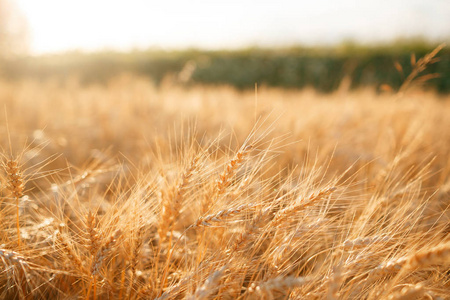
[158, 153, 201, 242]
[216, 145, 253, 195]
[248, 276, 311, 299]
[398, 43, 446, 94]
[185, 266, 227, 300]
[386, 284, 426, 300]
[2, 157, 25, 247]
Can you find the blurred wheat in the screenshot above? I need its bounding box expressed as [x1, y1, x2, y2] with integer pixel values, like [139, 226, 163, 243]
[0, 51, 449, 299]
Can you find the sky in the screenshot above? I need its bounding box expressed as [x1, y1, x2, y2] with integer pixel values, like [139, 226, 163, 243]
[14, 0, 450, 54]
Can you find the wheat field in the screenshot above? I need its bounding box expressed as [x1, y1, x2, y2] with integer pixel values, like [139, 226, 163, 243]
[0, 71, 449, 299]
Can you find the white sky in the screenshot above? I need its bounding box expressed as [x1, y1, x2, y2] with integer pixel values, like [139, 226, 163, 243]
[14, 0, 450, 54]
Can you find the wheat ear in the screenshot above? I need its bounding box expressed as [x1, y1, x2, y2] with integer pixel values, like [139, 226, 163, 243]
[0, 248, 28, 268]
[248, 276, 311, 299]
[186, 267, 227, 300]
[399, 43, 446, 93]
[229, 208, 267, 253]
[56, 230, 85, 273]
[192, 204, 253, 228]
[0, 248, 30, 298]
[271, 187, 336, 226]
[91, 230, 121, 275]
[86, 211, 100, 256]
[371, 257, 408, 276]
[126, 224, 145, 298]
[216, 145, 253, 194]
[327, 266, 343, 300]
[387, 284, 425, 300]
[4, 158, 25, 247]
[406, 242, 450, 269]
[372, 242, 450, 276]
[342, 235, 391, 251]
[159, 155, 199, 241]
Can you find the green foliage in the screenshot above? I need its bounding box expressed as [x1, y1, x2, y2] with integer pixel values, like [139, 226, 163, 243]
[0, 40, 449, 92]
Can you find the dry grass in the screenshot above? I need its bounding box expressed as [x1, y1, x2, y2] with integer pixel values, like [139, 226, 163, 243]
[0, 68, 449, 299]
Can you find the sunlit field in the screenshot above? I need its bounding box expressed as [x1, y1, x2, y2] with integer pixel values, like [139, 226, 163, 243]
[0, 71, 449, 299]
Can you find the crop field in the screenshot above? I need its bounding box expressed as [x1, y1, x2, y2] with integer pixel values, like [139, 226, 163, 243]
[0, 58, 449, 298]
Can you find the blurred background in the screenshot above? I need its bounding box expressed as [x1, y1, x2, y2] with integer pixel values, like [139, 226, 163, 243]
[1, 0, 450, 92]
